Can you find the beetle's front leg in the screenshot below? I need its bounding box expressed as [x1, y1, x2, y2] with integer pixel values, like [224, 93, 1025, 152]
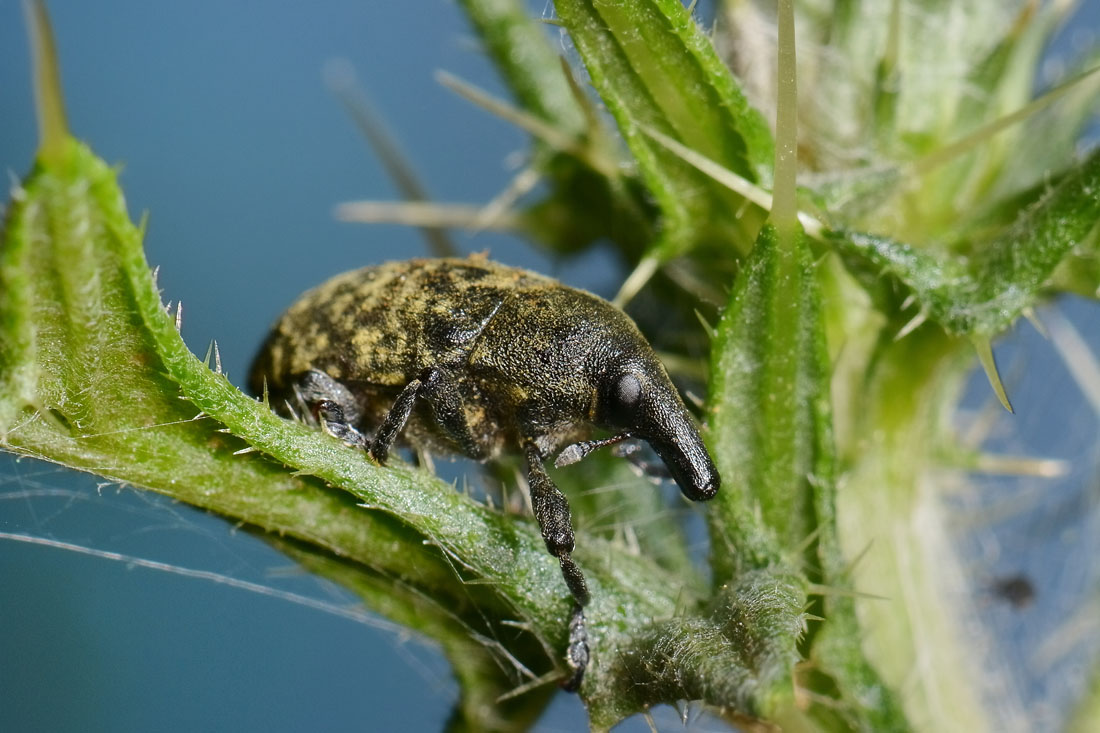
[611, 440, 671, 481]
[554, 432, 632, 468]
[292, 369, 368, 449]
[555, 434, 670, 482]
[525, 443, 590, 691]
[370, 366, 485, 464]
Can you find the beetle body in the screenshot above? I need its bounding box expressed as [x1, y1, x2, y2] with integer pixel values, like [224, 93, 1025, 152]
[249, 256, 720, 690]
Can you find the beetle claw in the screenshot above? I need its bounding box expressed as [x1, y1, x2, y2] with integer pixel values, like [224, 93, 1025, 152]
[561, 602, 589, 692]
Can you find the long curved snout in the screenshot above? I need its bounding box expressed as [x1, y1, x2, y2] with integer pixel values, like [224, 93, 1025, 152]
[644, 407, 720, 502]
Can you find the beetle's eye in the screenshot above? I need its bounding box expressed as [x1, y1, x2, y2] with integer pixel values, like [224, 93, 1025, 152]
[600, 370, 645, 427]
[615, 372, 642, 410]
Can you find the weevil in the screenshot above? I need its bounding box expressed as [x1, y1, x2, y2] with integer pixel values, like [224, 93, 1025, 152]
[248, 256, 720, 691]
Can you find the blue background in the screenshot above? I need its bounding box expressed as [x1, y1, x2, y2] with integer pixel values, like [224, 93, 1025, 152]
[1, 2, 1099, 732]
[0, 2, 612, 730]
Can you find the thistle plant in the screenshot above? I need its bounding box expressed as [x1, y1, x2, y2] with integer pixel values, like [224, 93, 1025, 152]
[2, 1, 1099, 731]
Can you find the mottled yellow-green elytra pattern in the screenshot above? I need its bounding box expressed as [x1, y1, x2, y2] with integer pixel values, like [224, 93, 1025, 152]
[250, 255, 656, 458]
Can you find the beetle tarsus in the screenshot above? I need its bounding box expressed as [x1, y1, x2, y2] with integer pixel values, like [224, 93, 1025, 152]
[316, 400, 368, 449]
[292, 370, 368, 449]
[561, 601, 589, 692]
[554, 432, 632, 468]
[611, 440, 671, 481]
[297, 369, 363, 425]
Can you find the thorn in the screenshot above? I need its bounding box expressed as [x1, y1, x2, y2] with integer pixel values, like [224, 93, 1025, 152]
[151, 265, 160, 287]
[232, 446, 256, 455]
[1044, 307, 1100, 416]
[202, 341, 214, 368]
[806, 582, 890, 601]
[437, 70, 571, 150]
[1022, 307, 1047, 338]
[973, 454, 1069, 477]
[164, 300, 173, 315]
[693, 308, 716, 340]
[174, 301, 183, 332]
[493, 671, 560, 703]
[613, 255, 660, 308]
[8, 169, 24, 197]
[640, 124, 831, 238]
[27, 0, 70, 163]
[213, 340, 222, 375]
[899, 293, 916, 311]
[911, 64, 1100, 176]
[261, 376, 270, 408]
[283, 399, 301, 422]
[675, 699, 689, 725]
[499, 619, 534, 631]
[558, 56, 604, 142]
[972, 337, 1014, 413]
[795, 524, 826, 556]
[325, 58, 457, 258]
[419, 449, 435, 476]
[663, 258, 726, 304]
[894, 310, 928, 341]
[437, 69, 618, 179]
[336, 200, 519, 231]
[471, 165, 541, 234]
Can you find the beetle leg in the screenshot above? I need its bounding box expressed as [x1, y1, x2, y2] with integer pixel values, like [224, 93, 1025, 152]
[525, 443, 590, 690]
[525, 445, 577, 560]
[610, 440, 671, 481]
[562, 601, 589, 692]
[368, 377, 421, 463]
[370, 367, 486, 464]
[294, 369, 363, 422]
[317, 401, 369, 449]
[292, 369, 368, 449]
[418, 367, 487, 460]
[555, 433, 669, 480]
[554, 432, 633, 468]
